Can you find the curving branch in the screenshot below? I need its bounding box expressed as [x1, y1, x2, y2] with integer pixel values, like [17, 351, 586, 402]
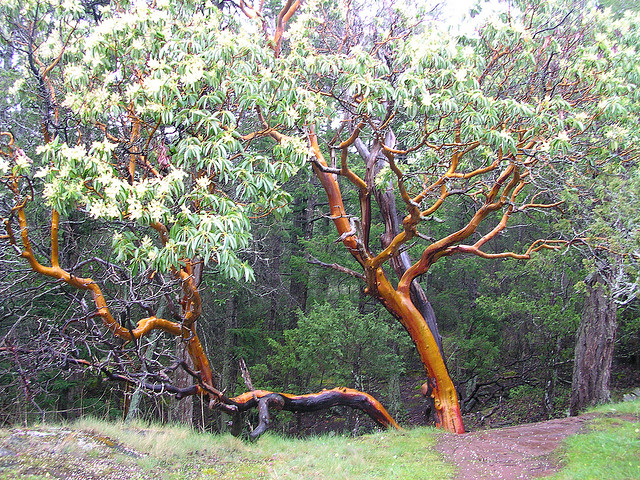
[448, 239, 568, 260]
[272, 0, 301, 57]
[229, 387, 400, 439]
[1, 145, 215, 395]
[308, 127, 364, 260]
[307, 255, 365, 280]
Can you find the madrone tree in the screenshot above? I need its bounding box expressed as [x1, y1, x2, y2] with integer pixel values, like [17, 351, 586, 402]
[0, 0, 399, 435]
[274, 0, 640, 432]
[2, 0, 639, 435]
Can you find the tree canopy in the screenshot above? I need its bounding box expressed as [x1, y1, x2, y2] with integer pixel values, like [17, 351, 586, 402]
[1, 0, 639, 435]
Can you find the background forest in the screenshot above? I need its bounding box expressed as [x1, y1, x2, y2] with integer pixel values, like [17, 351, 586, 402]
[0, 0, 639, 438]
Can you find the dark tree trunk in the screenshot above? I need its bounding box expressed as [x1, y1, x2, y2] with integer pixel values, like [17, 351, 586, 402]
[171, 339, 194, 425]
[289, 181, 316, 321]
[570, 268, 618, 415]
[220, 294, 238, 432]
[357, 134, 444, 355]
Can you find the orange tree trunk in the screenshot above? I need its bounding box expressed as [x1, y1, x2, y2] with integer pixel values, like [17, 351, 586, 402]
[309, 131, 465, 433]
[373, 268, 464, 433]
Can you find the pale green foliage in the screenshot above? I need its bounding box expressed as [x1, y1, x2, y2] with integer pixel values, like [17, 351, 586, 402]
[10, 0, 640, 281]
[282, 2, 640, 225]
[20, 1, 312, 281]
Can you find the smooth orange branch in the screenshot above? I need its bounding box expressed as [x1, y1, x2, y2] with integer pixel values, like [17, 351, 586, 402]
[142, 156, 161, 178]
[32, 53, 60, 127]
[128, 315, 212, 389]
[272, 0, 300, 56]
[381, 133, 434, 157]
[518, 185, 564, 211]
[520, 201, 564, 210]
[16, 201, 141, 339]
[421, 185, 448, 217]
[50, 209, 60, 269]
[95, 122, 125, 144]
[239, 127, 279, 142]
[4, 216, 21, 253]
[17, 208, 45, 271]
[248, 107, 296, 145]
[41, 19, 79, 79]
[177, 266, 202, 328]
[511, 177, 528, 201]
[497, 166, 521, 205]
[447, 239, 567, 260]
[150, 222, 202, 328]
[338, 121, 366, 149]
[398, 163, 521, 293]
[129, 316, 186, 338]
[229, 387, 400, 435]
[371, 269, 464, 433]
[485, 161, 514, 204]
[336, 123, 369, 192]
[367, 149, 439, 270]
[447, 157, 501, 180]
[472, 205, 514, 250]
[151, 221, 170, 244]
[340, 148, 368, 191]
[0, 131, 15, 146]
[413, 171, 449, 205]
[143, 119, 162, 151]
[14, 205, 215, 390]
[308, 128, 363, 260]
[369, 229, 411, 271]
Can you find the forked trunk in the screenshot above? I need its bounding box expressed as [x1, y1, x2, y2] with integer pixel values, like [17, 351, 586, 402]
[309, 130, 464, 433]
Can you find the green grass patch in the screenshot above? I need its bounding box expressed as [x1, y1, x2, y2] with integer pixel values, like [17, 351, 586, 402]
[211, 428, 454, 480]
[550, 400, 640, 480]
[588, 398, 640, 416]
[69, 418, 453, 479]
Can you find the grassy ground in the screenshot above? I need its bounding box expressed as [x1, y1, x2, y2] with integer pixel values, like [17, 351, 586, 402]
[1, 400, 638, 480]
[0, 418, 455, 480]
[550, 400, 640, 480]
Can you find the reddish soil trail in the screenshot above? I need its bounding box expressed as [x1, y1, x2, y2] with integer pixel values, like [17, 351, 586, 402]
[436, 414, 598, 479]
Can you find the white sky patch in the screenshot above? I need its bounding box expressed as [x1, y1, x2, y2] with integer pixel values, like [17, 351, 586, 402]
[438, 0, 513, 36]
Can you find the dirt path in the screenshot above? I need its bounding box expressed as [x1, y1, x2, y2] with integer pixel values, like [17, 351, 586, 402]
[436, 414, 598, 479]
